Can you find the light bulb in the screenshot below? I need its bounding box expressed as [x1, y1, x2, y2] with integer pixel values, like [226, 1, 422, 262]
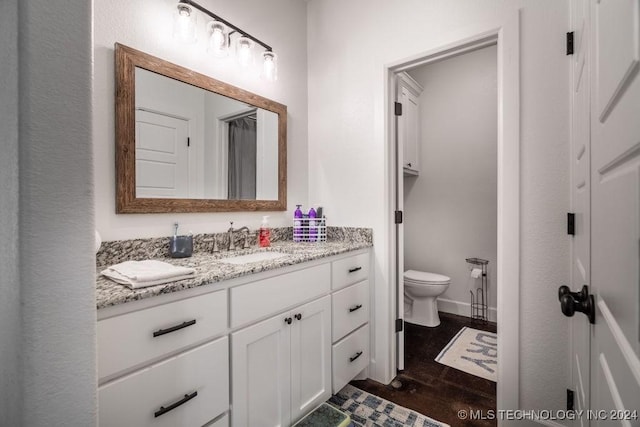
[173, 4, 197, 44]
[262, 51, 277, 82]
[237, 36, 253, 68]
[207, 21, 229, 57]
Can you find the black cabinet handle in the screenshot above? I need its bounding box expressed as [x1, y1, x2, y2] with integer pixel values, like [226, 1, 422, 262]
[284, 317, 292, 325]
[294, 313, 302, 321]
[153, 319, 196, 338]
[154, 391, 198, 418]
[348, 267, 362, 273]
[349, 304, 363, 313]
[349, 351, 363, 363]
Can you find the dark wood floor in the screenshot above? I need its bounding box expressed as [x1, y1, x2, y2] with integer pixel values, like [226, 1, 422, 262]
[352, 312, 497, 427]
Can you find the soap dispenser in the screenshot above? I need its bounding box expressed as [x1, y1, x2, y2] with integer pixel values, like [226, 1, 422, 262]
[259, 216, 271, 247]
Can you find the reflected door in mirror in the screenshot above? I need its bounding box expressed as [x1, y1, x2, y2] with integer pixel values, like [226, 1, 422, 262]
[134, 67, 279, 201]
[135, 110, 190, 198]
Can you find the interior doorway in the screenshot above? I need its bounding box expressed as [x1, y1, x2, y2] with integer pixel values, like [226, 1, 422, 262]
[382, 17, 521, 419]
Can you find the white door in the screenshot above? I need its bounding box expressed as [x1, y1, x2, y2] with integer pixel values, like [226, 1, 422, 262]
[569, 0, 593, 422]
[135, 110, 190, 198]
[395, 75, 406, 371]
[231, 314, 291, 427]
[290, 296, 331, 423]
[589, 0, 640, 419]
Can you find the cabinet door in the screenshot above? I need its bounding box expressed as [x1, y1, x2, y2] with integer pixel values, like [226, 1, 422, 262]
[290, 296, 332, 423]
[231, 314, 291, 427]
[401, 86, 420, 174]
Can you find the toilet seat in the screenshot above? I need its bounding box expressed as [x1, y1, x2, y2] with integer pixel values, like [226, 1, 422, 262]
[404, 270, 451, 285]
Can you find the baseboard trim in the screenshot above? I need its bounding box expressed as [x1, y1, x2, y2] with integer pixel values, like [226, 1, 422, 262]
[437, 298, 497, 323]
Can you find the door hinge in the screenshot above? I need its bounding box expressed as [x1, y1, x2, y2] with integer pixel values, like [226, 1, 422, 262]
[567, 213, 575, 235]
[187, 137, 191, 147]
[395, 318, 404, 332]
[394, 210, 403, 224]
[394, 102, 402, 116]
[566, 32, 574, 55]
[567, 389, 575, 411]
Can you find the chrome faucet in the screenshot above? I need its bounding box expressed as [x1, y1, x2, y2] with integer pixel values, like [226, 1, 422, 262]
[228, 221, 250, 251]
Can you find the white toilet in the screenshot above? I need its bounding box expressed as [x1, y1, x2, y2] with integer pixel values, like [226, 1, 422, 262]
[404, 270, 451, 327]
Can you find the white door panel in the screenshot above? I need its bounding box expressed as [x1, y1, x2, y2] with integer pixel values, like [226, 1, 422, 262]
[395, 75, 405, 371]
[231, 315, 291, 427]
[135, 110, 190, 198]
[594, 0, 640, 121]
[570, 1, 592, 424]
[290, 296, 331, 423]
[590, 0, 640, 420]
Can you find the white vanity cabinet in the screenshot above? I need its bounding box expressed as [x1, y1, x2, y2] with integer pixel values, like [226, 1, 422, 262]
[97, 290, 229, 426]
[231, 295, 331, 427]
[97, 248, 371, 427]
[329, 253, 371, 393]
[397, 72, 423, 176]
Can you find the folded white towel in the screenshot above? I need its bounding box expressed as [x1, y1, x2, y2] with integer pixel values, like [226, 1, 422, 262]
[101, 260, 196, 289]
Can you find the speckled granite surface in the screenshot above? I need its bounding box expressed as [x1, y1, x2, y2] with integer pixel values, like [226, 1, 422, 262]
[96, 227, 372, 310]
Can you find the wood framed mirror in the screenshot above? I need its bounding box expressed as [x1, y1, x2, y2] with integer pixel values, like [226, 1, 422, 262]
[115, 43, 287, 213]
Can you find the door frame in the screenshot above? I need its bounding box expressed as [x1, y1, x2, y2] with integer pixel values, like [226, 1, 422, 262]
[385, 11, 521, 411]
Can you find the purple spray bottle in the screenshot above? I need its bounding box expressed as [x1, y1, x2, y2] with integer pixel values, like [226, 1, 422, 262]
[294, 205, 303, 242]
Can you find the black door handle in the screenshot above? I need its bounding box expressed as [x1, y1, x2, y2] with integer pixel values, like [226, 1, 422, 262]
[558, 285, 588, 303]
[284, 317, 292, 325]
[558, 285, 595, 324]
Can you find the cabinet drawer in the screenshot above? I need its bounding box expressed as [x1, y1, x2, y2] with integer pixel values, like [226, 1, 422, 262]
[332, 280, 369, 342]
[332, 252, 369, 290]
[99, 336, 229, 427]
[231, 263, 330, 328]
[98, 290, 227, 380]
[332, 324, 369, 393]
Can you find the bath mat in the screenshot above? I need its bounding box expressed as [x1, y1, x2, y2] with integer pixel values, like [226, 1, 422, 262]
[435, 327, 497, 382]
[328, 384, 449, 427]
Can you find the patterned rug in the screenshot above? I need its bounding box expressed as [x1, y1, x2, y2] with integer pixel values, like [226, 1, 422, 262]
[435, 326, 497, 382]
[328, 384, 449, 427]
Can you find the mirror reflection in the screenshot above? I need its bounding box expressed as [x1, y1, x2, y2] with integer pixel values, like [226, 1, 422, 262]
[135, 68, 279, 200]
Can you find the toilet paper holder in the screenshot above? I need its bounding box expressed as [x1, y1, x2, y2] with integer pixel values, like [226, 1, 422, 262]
[466, 258, 489, 322]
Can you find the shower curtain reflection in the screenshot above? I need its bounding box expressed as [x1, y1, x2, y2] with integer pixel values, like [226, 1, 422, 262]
[228, 116, 257, 199]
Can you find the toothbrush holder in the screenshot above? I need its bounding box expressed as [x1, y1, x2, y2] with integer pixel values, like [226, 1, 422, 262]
[169, 235, 193, 258]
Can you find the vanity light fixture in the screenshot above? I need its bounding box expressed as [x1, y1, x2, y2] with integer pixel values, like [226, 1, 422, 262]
[262, 51, 277, 82]
[173, 4, 197, 44]
[174, 0, 277, 81]
[207, 21, 229, 57]
[236, 36, 254, 68]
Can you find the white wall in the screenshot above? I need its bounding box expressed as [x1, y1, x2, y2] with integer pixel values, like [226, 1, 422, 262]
[308, 0, 570, 414]
[94, 0, 308, 241]
[404, 45, 498, 319]
[18, 0, 97, 425]
[0, 0, 21, 424]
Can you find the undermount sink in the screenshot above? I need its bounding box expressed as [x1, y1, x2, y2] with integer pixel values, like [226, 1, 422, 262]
[219, 251, 288, 265]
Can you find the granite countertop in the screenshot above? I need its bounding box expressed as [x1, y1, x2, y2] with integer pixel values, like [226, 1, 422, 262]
[97, 229, 372, 310]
